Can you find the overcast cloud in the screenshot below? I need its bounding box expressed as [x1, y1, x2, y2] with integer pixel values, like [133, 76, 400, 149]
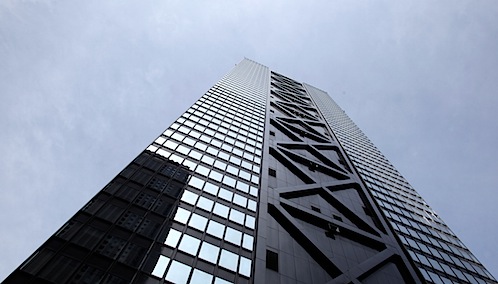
[1, 0, 497, 280]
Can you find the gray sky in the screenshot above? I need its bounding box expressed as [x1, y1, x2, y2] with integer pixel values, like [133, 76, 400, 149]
[1, 0, 497, 280]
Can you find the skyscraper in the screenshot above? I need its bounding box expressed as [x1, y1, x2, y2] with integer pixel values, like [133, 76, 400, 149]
[3, 59, 496, 284]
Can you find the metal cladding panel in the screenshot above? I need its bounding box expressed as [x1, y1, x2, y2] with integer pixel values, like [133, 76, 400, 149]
[253, 71, 422, 284]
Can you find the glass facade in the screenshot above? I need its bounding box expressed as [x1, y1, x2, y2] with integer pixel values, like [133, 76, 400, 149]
[142, 59, 267, 283]
[3, 59, 496, 284]
[308, 85, 497, 284]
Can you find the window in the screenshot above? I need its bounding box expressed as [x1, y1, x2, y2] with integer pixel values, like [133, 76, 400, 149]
[188, 214, 208, 231]
[190, 269, 213, 283]
[151, 255, 170, 278]
[196, 196, 214, 212]
[178, 234, 201, 256]
[224, 227, 242, 245]
[199, 242, 220, 264]
[219, 249, 238, 272]
[165, 261, 191, 284]
[164, 229, 182, 247]
[269, 168, 276, 177]
[239, 256, 252, 277]
[207, 220, 225, 238]
[242, 234, 254, 251]
[173, 207, 190, 224]
[266, 250, 278, 271]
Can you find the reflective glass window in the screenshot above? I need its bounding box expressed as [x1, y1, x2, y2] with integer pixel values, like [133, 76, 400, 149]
[181, 190, 198, 205]
[151, 255, 170, 278]
[165, 260, 191, 284]
[207, 220, 225, 238]
[164, 229, 182, 247]
[229, 156, 241, 165]
[241, 161, 252, 171]
[245, 215, 255, 229]
[245, 145, 255, 153]
[209, 170, 223, 182]
[226, 165, 239, 176]
[206, 147, 219, 156]
[201, 155, 215, 165]
[214, 277, 232, 284]
[218, 188, 233, 202]
[199, 134, 211, 143]
[219, 249, 238, 272]
[173, 207, 191, 224]
[203, 182, 219, 196]
[178, 126, 190, 134]
[155, 137, 166, 145]
[224, 227, 242, 245]
[233, 194, 247, 208]
[169, 154, 184, 164]
[196, 196, 214, 212]
[236, 182, 249, 193]
[190, 269, 213, 284]
[211, 139, 222, 148]
[213, 203, 229, 218]
[183, 137, 196, 147]
[218, 151, 229, 161]
[239, 170, 251, 181]
[188, 150, 202, 160]
[243, 152, 254, 161]
[163, 129, 174, 136]
[247, 199, 257, 211]
[188, 176, 205, 190]
[223, 176, 236, 188]
[235, 140, 245, 149]
[182, 159, 196, 170]
[179, 234, 201, 256]
[239, 256, 252, 277]
[249, 186, 258, 197]
[225, 137, 235, 144]
[242, 234, 254, 250]
[156, 148, 170, 158]
[194, 125, 206, 132]
[177, 145, 190, 155]
[232, 148, 243, 157]
[147, 145, 158, 152]
[221, 144, 233, 152]
[229, 209, 245, 225]
[198, 242, 220, 264]
[164, 140, 178, 150]
[188, 131, 200, 139]
[188, 214, 208, 231]
[194, 141, 207, 151]
[195, 165, 210, 177]
[214, 160, 227, 171]
[184, 120, 195, 128]
[205, 128, 215, 136]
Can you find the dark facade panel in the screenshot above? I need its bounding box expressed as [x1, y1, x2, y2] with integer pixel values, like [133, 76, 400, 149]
[4, 151, 190, 284]
[253, 71, 421, 284]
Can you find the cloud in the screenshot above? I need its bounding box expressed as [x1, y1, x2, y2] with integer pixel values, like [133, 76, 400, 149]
[1, 0, 497, 280]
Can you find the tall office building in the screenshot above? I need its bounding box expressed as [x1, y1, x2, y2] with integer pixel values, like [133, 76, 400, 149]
[4, 59, 496, 284]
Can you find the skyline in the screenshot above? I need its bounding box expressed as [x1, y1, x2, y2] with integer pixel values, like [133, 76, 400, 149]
[1, 1, 497, 281]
